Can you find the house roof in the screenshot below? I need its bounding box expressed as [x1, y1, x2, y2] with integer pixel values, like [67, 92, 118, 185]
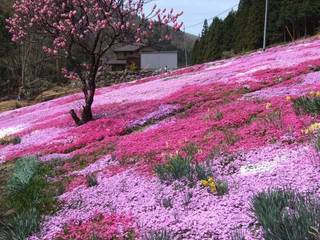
[106, 59, 127, 65]
[113, 44, 143, 52]
[140, 50, 178, 54]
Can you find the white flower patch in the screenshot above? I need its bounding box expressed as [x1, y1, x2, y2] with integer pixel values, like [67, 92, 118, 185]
[205, 58, 235, 70]
[0, 125, 26, 138]
[40, 153, 71, 162]
[240, 155, 288, 176]
[69, 155, 113, 176]
[236, 65, 268, 77]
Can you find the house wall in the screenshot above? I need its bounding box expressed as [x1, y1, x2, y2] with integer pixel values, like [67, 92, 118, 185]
[141, 52, 178, 70]
[115, 52, 140, 60]
[114, 52, 140, 70]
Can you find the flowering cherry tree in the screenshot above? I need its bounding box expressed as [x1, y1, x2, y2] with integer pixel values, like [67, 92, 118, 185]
[7, 0, 183, 125]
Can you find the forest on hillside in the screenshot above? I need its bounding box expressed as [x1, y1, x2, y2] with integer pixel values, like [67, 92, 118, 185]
[0, 1, 71, 100]
[191, 0, 320, 64]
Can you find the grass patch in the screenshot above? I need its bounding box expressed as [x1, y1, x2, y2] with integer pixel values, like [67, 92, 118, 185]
[6, 157, 57, 212]
[155, 154, 212, 185]
[0, 156, 60, 239]
[293, 96, 320, 115]
[0, 208, 41, 240]
[251, 189, 320, 240]
[154, 145, 212, 185]
[155, 154, 194, 183]
[6, 157, 40, 194]
[0, 100, 28, 113]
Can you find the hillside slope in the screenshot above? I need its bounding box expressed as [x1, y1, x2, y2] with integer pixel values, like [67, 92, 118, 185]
[1, 37, 320, 239]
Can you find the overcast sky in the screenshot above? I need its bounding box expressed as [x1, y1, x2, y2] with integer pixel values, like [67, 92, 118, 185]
[145, 0, 240, 36]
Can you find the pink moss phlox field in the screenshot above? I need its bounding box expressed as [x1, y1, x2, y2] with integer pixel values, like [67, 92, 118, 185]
[33, 213, 136, 240]
[1, 38, 320, 162]
[2, 37, 320, 239]
[30, 143, 320, 240]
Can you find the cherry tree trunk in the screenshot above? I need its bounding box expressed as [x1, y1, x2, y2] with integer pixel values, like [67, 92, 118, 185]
[70, 104, 93, 126]
[70, 88, 95, 126]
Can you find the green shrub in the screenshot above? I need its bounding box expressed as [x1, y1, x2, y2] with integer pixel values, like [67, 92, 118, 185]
[216, 180, 229, 196]
[155, 142, 215, 186]
[293, 96, 320, 115]
[143, 229, 172, 240]
[86, 174, 98, 187]
[251, 189, 320, 240]
[155, 154, 213, 185]
[7, 156, 40, 195]
[2, 156, 59, 240]
[7, 157, 56, 212]
[155, 143, 215, 186]
[155, 154, 193, 183]
[0, 208, 41, 240]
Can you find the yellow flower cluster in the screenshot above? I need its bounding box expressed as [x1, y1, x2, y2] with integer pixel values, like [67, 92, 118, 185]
[302, 123, 320, 134]
[201, 176, 216, 193]
[266, 103, 272, 110]
[309, 91, 320, 97]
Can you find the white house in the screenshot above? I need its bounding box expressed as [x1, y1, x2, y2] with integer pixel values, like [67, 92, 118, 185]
[141, 51, 178, 70]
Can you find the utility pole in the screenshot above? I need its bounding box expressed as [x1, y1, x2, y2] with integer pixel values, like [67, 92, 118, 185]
[263, 0, 268, 51]
[184, 26, 188, 67]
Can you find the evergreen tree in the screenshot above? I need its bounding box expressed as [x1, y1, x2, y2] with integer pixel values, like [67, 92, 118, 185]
[202, 19, 209, 37]
[205, 17, 224, 60]
[222, 11, 236, 52]
[191, 0, 320, 64]
[191, 39, 200, 64]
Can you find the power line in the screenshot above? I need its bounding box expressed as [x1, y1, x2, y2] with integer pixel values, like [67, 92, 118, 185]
[186, 3, 239, 29]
